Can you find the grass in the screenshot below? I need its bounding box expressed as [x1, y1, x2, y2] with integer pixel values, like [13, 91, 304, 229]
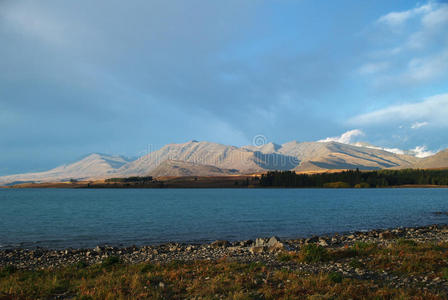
[0, 260, 443, 300]
[328, 272, 343, 283]
[101, 255, 120, 267]
[1, 241, 448, 299]
[299, 244, 329, 263]
[442, 268, 448, 280]
[0, 265, 16, 278]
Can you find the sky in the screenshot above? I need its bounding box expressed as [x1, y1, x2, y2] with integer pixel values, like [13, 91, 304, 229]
[1, 0, 448, 175]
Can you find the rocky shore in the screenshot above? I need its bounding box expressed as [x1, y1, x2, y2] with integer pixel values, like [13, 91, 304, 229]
[2, 224, 448, 292]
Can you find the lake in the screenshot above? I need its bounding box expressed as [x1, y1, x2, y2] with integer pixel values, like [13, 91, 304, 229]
[1, 188, 448, 249]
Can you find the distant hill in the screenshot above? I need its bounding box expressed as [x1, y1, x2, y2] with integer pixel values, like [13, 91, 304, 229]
[0, 153, 130, 184]
[149, 160, 239, 177]
[414, 149, 448, 169]
[1, 140, 446, 185]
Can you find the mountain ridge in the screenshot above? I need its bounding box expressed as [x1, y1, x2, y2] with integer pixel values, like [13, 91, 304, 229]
[414, 149, 448, 169]
[0, 140, 446, 185]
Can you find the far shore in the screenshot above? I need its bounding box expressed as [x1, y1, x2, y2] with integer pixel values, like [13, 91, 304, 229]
[3, 168, 448, 189]
[2, 178, 448, 189]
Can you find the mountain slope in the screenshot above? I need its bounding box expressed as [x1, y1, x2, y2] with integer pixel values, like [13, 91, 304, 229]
[414, 150, 448, 169]
[0, 154, 130, 184]
[149, 160, 240, 177]
[242, 141, 420, 172]
[284, 142, 420, 171]
[117, 140, 298, 176]
[242, 142, 282, 154]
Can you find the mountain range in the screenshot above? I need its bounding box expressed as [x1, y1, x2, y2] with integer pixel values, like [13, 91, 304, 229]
[0, 140, 447, 185]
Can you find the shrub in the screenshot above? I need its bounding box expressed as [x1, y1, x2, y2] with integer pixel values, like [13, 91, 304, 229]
[0, 265, 17, 277]
[101, 256, 120, 267]
[75, 260, 89, 269]
[247, 262, 265, 271]
[277, 252, 294, 262]
[354, 182, 370, 188]
[351, 242, 376, 256]
[442, 268, 448, 280]
[323, 182, 351, 188]
[141, 263, 156, 273]
[431, 244, 445, 251]
[49, 278, 70, 295]
[353, 241, 370, 250]
[396, 239, 417, 247]
[328, 272, 343, 283]
[300, 244, 329, 263]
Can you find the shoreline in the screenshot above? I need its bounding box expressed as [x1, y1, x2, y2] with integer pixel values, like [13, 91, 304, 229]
[3, 223, 448, 298]
[3, 223, 448, 270]
[2, 184, 448, 189]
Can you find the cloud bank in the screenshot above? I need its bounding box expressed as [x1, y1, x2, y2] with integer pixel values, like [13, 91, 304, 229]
[321, 129, 437, 158]
[349, 93, 448, 127]
[319, 129, 365, 144]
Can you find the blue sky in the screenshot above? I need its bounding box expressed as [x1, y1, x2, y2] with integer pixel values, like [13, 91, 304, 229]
[1, 0, 448, 175]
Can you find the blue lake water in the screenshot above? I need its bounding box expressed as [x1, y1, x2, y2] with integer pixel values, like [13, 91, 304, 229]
[1, 188, 448, 249]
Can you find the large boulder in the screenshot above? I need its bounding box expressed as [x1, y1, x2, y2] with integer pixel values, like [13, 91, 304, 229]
[267, 236, 284, 252]
[250, 236, 284, 253]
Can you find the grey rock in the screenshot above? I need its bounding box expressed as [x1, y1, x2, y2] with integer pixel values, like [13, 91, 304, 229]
[210, 240, 230, 248]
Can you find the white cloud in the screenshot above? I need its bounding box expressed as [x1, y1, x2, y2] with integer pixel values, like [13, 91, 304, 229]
[362, 2, 448, 86]
[410, 145, 435, 158]
[379, 147, 405, 155]
[352, 143, 406, 155]
[411, 121, 428, 129]
[319, 129, 364, 144]
[377, 3, 432, 27]
[367, 145, 435, 158]
[405, 5, 448, 49]
[371, 49, 448, 86]
[349, 93, 448, 127]
[422, 5, 448, 28]
[322, 131, 437, 158]
[404, 49, 448, 82]
[353, 143, 437, 158]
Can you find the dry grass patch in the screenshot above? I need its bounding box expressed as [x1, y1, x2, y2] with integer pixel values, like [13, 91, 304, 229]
[1, 242, 448, 299]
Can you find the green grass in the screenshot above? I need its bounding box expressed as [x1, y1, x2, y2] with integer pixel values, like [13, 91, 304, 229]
[328, 272, 343, 283]
[101, 255, 120, 267]
[442, 268, 448, 280]
[396, 238, 418, 247]
[299, 244, 329, 263]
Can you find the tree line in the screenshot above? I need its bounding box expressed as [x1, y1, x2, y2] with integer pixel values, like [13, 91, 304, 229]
[259, 169, 448, 188]
[105, 176, 153, 183]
